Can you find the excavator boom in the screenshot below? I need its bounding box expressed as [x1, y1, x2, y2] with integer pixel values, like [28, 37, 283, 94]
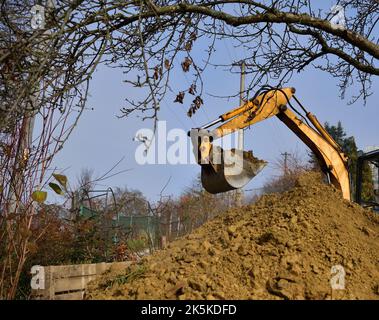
[190, 87, 351, 201]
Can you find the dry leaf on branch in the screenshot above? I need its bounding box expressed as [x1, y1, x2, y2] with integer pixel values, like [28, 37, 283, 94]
[153, 67, 159, 80]
[192, 95, 203, 109]
[174, 91, 185, 104]
[188, 84, 197, 95]
[185, 40, 193, 52]
[187, 95, 204, 117]
[181, 57, 192, 72]
[164, 59, 171, 70]
[189, 31, 197, 41]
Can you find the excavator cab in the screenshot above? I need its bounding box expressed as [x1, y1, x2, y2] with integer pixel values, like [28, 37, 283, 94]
[190, 87, 352, 201]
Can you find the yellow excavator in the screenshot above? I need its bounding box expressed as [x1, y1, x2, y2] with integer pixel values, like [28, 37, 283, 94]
[189, 87, 351, 201]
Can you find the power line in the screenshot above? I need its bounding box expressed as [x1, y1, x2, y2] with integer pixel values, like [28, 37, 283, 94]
[223, 38, 235, 63]
[162, 99, 190, 129]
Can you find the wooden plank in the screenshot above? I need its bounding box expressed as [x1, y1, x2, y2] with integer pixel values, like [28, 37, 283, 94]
[54, 291, 84, 300]
[50, 264, 97, 278]
[54, 275, 97, 293]
[31, 292, 48, 300]
[96, 262, 108, 275]
[31, 261, 134, 300]
[47, 267, 55, 300]
[107, 261, 132, 272]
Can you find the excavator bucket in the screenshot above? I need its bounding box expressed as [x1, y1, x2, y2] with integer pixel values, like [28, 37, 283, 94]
[201, 146, 267, 194]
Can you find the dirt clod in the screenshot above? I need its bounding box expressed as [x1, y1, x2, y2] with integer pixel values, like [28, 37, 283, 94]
[85, 172, 379, 300]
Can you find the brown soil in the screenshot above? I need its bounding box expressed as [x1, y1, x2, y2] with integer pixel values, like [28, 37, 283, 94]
[85, 172, 379, 300]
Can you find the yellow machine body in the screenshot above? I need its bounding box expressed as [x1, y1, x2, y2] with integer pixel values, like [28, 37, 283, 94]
[190, 87, 351, 201]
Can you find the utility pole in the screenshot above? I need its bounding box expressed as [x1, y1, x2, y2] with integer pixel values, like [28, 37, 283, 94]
[232, 60, 246, 206]
[281, 152, 291, 175]
[231, 60, 247, 149]
[238, 60, 245, 151]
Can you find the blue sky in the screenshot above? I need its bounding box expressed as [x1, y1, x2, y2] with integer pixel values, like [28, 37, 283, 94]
[49, 2, 379, 202]
[50, 63, 378, 202]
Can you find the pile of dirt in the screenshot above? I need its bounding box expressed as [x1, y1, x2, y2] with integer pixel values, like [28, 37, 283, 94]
[85, 172, 379, 300]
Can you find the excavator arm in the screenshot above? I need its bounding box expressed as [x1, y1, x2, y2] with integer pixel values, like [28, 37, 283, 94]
[190, 87, 351, 201]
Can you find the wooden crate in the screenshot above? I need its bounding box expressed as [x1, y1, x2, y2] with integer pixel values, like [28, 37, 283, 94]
[31, 261, 131, 300]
